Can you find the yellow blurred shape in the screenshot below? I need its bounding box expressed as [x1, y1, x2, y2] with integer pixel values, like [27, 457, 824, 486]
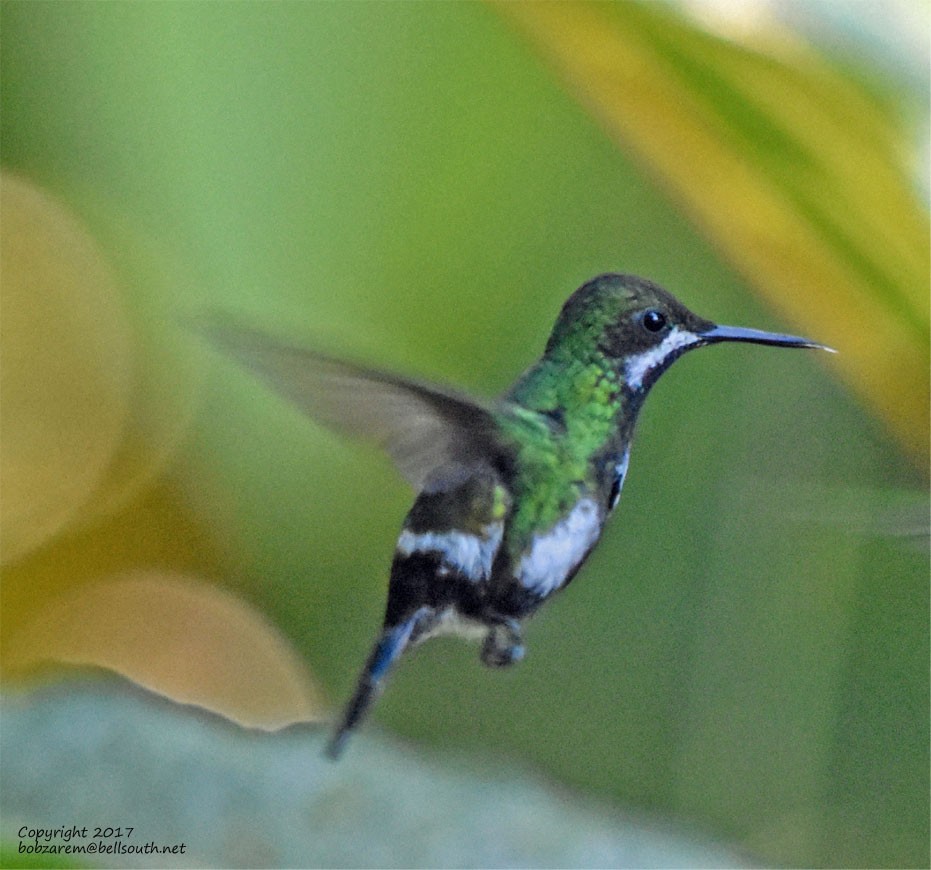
[498, 1, 930, 465]
[5, 572, 325, 730]
[0, 173, 132, 564]
[72, 230, 206, 529]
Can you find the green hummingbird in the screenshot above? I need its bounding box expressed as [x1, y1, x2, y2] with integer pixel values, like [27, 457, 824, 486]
[203, 273, 833, 758]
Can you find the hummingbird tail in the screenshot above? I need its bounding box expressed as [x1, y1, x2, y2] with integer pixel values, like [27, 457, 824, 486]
[324, 607, 430, 760]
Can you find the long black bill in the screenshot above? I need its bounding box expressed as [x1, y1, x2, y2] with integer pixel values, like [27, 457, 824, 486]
[701, 324, 836, 353]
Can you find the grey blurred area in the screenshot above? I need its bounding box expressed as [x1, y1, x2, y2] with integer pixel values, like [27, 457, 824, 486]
[0, 677, 747, 869]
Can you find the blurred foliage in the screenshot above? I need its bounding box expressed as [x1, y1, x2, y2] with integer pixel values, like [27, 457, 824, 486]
[498, 0, 930, 463]
[0, 845, 85, 870]
[1, 2, 927, 868]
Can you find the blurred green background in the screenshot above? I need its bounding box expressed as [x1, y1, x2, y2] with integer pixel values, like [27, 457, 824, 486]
[1, 2, 928, 867]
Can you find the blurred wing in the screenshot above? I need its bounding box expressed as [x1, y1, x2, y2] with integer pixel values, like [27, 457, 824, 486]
[197, 316, 505, 492]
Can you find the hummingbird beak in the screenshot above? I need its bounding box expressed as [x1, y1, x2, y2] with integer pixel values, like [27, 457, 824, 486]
[701, 324, 836, 353]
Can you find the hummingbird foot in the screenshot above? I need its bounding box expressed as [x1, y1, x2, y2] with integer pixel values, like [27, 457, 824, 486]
[480, 620, 525, 668]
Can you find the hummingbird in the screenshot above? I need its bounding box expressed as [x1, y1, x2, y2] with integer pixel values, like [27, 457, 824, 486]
[202, 273, 833, 758]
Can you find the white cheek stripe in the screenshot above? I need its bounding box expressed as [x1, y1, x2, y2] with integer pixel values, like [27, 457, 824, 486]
[518, 498, 602, 597]
[625, 328, 699, 390]
[397, 523, 503, 581]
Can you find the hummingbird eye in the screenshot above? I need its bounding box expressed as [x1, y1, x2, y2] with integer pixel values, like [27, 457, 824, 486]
[640, 309, 668, 333]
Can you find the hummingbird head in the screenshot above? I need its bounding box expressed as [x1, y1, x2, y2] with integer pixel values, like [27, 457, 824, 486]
[546, 273, 832, 393]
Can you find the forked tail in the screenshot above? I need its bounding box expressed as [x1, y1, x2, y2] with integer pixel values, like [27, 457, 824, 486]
[324, 607, 431, 759]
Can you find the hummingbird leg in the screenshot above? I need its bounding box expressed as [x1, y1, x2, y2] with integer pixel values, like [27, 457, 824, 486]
[480, 619, 525, 668]
[325, 606, 433, 759]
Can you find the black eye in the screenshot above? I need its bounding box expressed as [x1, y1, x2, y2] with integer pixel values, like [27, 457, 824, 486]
[641, 309, 667, 333]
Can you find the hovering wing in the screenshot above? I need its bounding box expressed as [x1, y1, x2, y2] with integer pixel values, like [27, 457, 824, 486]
[196, 316, 507, 492]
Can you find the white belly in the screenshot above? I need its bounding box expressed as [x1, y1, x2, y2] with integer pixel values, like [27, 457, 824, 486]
[517, 497, 602, 597]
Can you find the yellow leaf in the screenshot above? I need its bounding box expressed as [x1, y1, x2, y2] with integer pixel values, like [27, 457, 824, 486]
[0, 174, 133, 564]
[0, 174, 208, 562]
[496, 1, 929, 465]
[5, 572, 326, 730]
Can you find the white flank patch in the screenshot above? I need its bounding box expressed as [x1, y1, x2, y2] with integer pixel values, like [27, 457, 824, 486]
[518, 498, 602, 597]
[625, 328, 699, 390]
[610, 447, 631, 511]
[413, 607, 489, 645]
[397, 522, 503, 581]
